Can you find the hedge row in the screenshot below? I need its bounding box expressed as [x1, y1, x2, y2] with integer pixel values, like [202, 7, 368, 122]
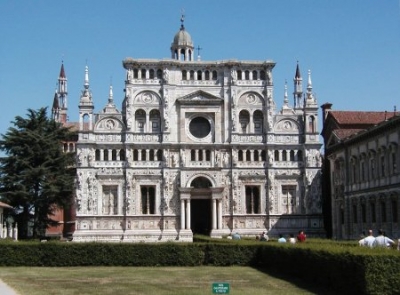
[0, 240, 399, 295]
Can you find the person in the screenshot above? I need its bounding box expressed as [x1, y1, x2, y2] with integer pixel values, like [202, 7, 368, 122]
[297, 230, 306, 242]
[232, 232, 241, 240]
[277, 234, 286, 243]
[374, 229, 394, 248]
[260, 231, 268, 241]
[358, 229, 376, 248]
[289, 234, 296, 244]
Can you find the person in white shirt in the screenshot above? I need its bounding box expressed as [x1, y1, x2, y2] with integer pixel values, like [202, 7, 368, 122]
[359, 229, 376, 248]
[374, 229, 394, 248]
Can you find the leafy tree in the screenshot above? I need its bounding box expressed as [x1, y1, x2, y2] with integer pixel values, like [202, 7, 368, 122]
[0, 108, 76, 239]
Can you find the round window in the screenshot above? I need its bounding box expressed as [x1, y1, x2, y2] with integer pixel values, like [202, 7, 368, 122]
[189, 117, 211, 138]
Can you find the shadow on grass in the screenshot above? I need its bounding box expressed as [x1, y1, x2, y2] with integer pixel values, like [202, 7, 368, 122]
[256, 267, 340, 295]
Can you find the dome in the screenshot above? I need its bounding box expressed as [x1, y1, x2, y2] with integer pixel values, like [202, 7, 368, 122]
[172, 27, 193, 47]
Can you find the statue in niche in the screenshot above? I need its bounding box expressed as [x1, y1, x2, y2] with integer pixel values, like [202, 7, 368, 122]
[230, 69, 237, 82]
[163, 68, 169, 82]
[223, 152, 229, 167]
[215, 152, 220, 167]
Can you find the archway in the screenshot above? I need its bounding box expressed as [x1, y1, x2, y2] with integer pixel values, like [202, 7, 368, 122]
[190, 177, 212, 235]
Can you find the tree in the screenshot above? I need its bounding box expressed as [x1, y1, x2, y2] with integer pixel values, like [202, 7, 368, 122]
[0, 108, 76, 239]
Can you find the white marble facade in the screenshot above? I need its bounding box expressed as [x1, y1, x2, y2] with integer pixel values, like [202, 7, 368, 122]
[72, 19, 324, 242]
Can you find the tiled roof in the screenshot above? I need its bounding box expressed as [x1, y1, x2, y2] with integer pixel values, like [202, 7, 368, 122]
[333, 129, 365, 140]
[329, 111, 396, 125]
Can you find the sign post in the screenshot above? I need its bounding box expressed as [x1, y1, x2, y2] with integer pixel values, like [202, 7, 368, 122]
[212, 282, 230, 294]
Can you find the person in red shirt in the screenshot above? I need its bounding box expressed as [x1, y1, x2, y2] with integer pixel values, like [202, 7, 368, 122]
[297, 230, 306, 242]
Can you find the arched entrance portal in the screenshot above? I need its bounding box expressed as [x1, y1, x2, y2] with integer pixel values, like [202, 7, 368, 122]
[190, 177, 212, 235]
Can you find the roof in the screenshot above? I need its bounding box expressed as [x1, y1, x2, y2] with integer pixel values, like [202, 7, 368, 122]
[333, 129, 365, 140]
[329, 111, 396, 125]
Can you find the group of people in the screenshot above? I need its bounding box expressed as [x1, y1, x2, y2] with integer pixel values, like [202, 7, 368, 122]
[254, 230, 306, 244]
[358, 229, 397, 248]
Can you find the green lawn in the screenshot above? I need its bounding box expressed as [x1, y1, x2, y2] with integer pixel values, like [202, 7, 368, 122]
[0, 266, 338, 295]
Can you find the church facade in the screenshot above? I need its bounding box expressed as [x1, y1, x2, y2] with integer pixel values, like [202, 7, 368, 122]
[54, 18, 324, 242]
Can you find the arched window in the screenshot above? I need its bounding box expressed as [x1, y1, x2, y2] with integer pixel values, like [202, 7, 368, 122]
[112, 149, 117, 161]
[103, 149, 109, 161]
[252, 70, 258, 80]
[239, 110, 250, 133]
[95, 149, 100, 161]
[141, 150, 146, 161]
[206, 150, 211, 161]
[237, 70, 242, 80]
[63, 143, 68, 152]
[274, 150, 279, 161]
[309, 116, 315, 133]
[190, 70, 194, 80]
[157, 150, 163, 161]
[197, 70, 202, 80]
[245, 70, 250, 80]
[290, 150, 295, 161]
[191, 150, 196, 161]
[182, 70, 187, 80]
[150, 110, 161, 133]
[282, 150, 287, 161]
[141, 69, 146, 79]
[135, 109, 146, 133]
[133, 69, 139, 79]
[69, 143, 74, 152]
[254, 150, 259, 161]
[119, 149, 125, 161]
[149, 69, 155, 79]
[156, 69, 163, 79]
[253, 110, 263, 134]
[212, 71, 217, 80]
[261, 150, 266, 161]
[133, 150, 138, 161]
[149, 150, 154, 161]
[260, 70, 266, 80]
[246, 150, 251, 161]
[297, 150, 303, 161]
[238, 150, 243, 161]
[205, 70, 210, 80]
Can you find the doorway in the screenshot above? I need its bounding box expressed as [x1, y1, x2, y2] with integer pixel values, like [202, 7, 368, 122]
[191, 199, 211, 235]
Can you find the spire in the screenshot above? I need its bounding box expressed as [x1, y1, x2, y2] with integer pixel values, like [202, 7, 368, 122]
[108, 84, 114, 105]
[180, 10, 185, 30]
[52, 62, 68, 124]
[283, 80, 289, 107]
[59, 62, 66, 78]
[305, 69, 316, 104]
[79, 65, 93, 105]
[84, 65, 89, 91]
[307, 69, 312, 93]
[293, 62, 303, 109]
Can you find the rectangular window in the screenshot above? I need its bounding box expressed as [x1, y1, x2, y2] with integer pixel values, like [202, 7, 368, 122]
[371, 203, 376, 223]
[102, 185, 118, 215]
[381, 155, 385, 177]
[141, 186, 156, 214]
[381, 202, 387, 223]
[392, 153, 397, 174]
[353, 205, 358, 223]
[245, 186, 260, 214]
[371, 159, 375, 179]
[282, 185, 296, 214]
[361, 203, 366, 223]
[392, 200, 398, 223]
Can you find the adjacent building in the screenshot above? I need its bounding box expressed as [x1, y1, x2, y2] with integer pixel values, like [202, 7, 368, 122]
[321, 104, 400, 239]
[52, 17, 324, 242]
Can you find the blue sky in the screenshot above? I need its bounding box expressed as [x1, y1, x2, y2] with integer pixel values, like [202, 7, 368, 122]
[1, 1, 400, 136]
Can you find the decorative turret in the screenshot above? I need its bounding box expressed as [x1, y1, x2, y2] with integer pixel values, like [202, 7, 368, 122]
[293, 62, 303, 109]
[52, 62, 68, 123]
[78, 65, 94, 131]
[170, 13, 194, 61]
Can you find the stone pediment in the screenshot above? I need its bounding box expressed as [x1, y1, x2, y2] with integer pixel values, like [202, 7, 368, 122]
[177, 90, 223, 105]
[94, 117, 125, 132]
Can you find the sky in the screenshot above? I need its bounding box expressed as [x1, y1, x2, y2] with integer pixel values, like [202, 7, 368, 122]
[1, 0, 400, 137]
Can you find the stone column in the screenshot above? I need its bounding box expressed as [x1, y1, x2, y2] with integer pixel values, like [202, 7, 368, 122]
[212, 199, 217, 230]
[180, 199, 185, 230]
[186, 199, 191, 229]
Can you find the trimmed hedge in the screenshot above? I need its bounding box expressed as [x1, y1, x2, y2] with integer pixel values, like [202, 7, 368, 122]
[0, 240, 399, 295]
